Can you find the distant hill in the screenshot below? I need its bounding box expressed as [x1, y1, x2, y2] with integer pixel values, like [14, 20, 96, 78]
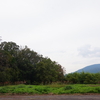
[76, 64, 100, 73]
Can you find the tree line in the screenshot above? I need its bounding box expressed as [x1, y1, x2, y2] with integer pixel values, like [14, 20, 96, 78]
[0, 41, 64, 85]
[65, 72, 100, 84]
[1, 40, 100, 85]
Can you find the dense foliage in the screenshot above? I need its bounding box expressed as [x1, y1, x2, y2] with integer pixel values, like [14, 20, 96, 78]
[65, 72, 100, 84]
[0, 41, 64, 85]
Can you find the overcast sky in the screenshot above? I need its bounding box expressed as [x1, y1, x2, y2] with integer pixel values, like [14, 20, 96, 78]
[1, 0, 100, 73]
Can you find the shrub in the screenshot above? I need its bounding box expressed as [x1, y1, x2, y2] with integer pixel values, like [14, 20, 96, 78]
[64, 85, 73, 90]
[0, 87, 8, 93]
[95, 87, 100, 93]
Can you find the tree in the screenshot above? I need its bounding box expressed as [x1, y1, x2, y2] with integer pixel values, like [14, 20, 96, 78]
[0, 41, 65, 85]
[35, 58, 64, 84]
[16, 46, 42, 83]
[0, 41, 19, 57]
[0, 50, 12, 71]
[0, 42, 20, 82]
[65, 73, 80, 84]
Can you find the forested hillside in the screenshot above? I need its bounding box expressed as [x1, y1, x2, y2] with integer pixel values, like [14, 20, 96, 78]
[0, 41, 64, 85]
[76, 64, 100, 73]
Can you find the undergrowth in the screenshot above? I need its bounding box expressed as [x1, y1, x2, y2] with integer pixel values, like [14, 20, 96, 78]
[0, 84, 100, 95]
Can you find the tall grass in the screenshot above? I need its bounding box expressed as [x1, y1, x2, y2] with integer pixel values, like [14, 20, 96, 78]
[0, 84, 100, 95]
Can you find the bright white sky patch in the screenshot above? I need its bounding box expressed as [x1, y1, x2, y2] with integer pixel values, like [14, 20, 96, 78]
[1, 0, 100, 73]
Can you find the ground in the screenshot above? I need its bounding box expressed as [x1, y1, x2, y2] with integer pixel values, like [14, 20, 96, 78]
[0, 94, 100, 100]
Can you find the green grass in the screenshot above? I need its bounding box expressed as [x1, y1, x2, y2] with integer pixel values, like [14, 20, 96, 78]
[0, 84, 100, 95]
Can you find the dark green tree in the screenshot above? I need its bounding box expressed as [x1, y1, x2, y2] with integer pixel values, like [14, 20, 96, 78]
[0, 41, 65, 85]
[16, 46, 42, 83]
[35, 58, 64, 84]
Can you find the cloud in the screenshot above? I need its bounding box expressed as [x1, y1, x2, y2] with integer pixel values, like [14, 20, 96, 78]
[78, 45, 100, 57]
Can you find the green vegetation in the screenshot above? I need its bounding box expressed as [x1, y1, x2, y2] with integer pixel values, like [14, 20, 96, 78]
[0, 41, 64, 85]
[1, 41, 100, 95]
[0, 84, 100, 94]
[65, 72, 100, 84]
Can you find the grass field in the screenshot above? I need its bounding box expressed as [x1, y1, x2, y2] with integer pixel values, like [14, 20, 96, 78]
[0, 84, 100, 95]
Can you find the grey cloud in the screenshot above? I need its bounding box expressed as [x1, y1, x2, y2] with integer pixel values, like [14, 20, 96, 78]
[78, 45, 100, 57]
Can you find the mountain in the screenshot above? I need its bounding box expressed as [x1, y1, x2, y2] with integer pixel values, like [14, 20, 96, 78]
[76, 64, 100, 73]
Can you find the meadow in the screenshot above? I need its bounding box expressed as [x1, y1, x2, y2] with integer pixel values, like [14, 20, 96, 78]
[0, 84, 100, 95]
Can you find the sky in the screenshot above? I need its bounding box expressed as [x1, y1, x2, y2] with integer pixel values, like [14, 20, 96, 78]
[0, 0, 100, 73]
